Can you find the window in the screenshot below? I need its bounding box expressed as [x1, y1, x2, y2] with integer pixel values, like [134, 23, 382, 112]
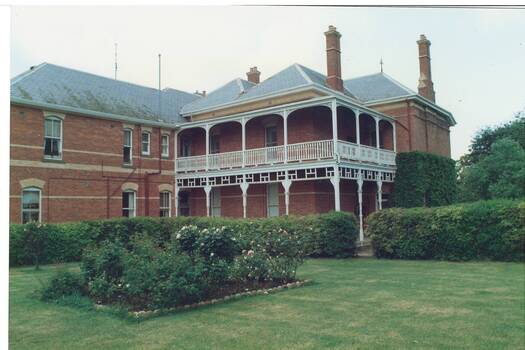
[161, 134, 169, 158]
[267, 183, 279, 217]
[160, 191, 171, 217]
[265, 126, 278, 162]
[181, 138, 191, 157]
[141, 132, 150, 155]
[22, 187, 41, 223]
[210, 188, 221, 217]
[178, 191, 190, 216]
[122, 191, 136, 217]
[123, 129, 133, 165]
[265, 126, 277, 147]
[44, 117, 62, 159]
[210, 134, 220, 154]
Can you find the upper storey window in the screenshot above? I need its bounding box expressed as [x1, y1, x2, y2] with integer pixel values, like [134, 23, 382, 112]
[123, 129, 133, 165]
[44, 117, 62, 159]
[142, 132, 151, 155]
[161, 134, 169, 158]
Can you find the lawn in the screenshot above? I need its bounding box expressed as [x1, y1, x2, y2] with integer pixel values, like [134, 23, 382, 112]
[9, 259, 525, 350]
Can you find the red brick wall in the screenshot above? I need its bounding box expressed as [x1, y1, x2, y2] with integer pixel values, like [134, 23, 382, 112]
[371, 100, 451, 157]
[10, 105, 176, 223]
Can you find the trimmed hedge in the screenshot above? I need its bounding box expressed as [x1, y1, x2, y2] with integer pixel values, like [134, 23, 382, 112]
[10, 211, 359, 267]
[393, 151, 457, 208]
[367, 199, 525, 261]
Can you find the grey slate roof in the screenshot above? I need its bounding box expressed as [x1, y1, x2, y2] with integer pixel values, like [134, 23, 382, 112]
[181, 63, 356, 115]
[179, 78, 255, 114]
[11, 63, 200, 124]
[344, 72, 416, 102]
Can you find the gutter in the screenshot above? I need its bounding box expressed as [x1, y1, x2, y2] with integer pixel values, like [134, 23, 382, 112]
[11, 97, 179, 129]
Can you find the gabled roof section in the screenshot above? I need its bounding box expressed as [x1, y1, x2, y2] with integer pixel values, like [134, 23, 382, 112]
[181, 63, 356, 115]
[344, 72, 416, 103]
[11, 63, 200, 124]
[180, 78, 255, 114]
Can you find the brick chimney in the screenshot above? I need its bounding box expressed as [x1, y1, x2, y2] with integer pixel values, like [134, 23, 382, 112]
[324, 25, 343, 92]
[417, 34, 436, 102]
[246, 67, 261, 84]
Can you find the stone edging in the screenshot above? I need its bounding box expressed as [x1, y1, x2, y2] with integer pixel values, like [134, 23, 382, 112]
[107, 279, 312, 320]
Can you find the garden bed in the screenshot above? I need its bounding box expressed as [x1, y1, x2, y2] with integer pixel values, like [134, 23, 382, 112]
[114, 279, 312, 320]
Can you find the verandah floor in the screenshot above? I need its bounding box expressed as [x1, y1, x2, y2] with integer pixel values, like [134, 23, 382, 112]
[9, 259, 525, 350]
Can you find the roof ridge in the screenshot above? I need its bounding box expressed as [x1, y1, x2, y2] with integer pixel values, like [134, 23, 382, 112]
[21, 62, 195, 95]
[344, 72, 384, 82]
[294, 63, 313, 84]
[235, 78, 245, 94]
[10, 62, 48, 85]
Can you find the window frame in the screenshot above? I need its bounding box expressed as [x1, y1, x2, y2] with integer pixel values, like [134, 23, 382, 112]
[43, 116, 63, 160]
[21, 187, 41, 224]
[123, 128, 133, 165]
[122, 190, 136, 218]
[178, 191, 190, 216]
[159, 191, 171, 217]
[141, 131, 151, 156]
[265, 125, 278, 147]
[161, 134, 170, 158]
[210, 134, 220, 154]
[181, 137, 192, 157]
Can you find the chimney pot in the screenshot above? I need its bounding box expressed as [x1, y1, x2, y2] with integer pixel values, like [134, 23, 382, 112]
[246, 66, 261, 84]
[324, 25, 343, 92]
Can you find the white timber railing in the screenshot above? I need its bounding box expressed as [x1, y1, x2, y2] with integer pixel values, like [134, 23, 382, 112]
[338, 140, 396, 166]
[176, 139, 396, 173]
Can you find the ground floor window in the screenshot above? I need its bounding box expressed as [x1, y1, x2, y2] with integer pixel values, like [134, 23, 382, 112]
[160, 191, 171, 217]
[211, 188, 221, 217]
[267, 183, 279, 217]
[22, 187, 41, 223]
[122, 191, 136, 217]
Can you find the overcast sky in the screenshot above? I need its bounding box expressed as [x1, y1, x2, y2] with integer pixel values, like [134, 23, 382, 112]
[10, 6, 525, 159]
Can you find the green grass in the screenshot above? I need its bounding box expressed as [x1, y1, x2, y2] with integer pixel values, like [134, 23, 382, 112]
[10, 259, 525, 350]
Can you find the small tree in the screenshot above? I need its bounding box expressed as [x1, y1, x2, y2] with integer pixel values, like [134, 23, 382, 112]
[459, 138, 525, 201]
[24, 222, 48, 270]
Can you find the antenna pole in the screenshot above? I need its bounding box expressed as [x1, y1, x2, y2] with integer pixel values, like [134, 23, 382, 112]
[158, 53, 162, 119]
[380, 57, 384, 73]
[114, 43, 118, 80]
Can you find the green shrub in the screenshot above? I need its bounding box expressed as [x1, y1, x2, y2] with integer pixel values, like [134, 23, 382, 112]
[315, 211, 359, 258]
[394, 151, 457, 208]
[40, 270, 84, 301]
[11, 212, 360, 267]
[367, 199, 525, 261]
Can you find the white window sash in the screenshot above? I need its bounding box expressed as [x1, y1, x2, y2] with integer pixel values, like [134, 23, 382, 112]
[123, 129, 133, 165]
[142, 132, 150, 155]
[160, 191, 171, 217]
[21, 188, 41, 223]
[44, 118, 63, 159]
[161, 135, 169, 157]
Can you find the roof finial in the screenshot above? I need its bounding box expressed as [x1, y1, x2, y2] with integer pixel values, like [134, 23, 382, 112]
[380, 57, 384, 73]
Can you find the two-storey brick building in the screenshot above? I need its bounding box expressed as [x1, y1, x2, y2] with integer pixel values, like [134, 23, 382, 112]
[10, 26, 455, 239]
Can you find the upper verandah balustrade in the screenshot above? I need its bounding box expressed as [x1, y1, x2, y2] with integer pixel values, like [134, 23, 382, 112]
[175, 98, 397, 173]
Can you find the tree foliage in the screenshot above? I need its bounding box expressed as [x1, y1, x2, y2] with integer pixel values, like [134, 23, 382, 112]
[457, 109, 525, 202]
[459, 138, 525, 201]
[460, 111, 525, 167]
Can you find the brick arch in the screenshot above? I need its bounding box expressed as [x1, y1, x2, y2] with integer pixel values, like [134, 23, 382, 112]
[121, 182, 138, 192]
[20, 178, 45, 189]
[158, 184, 173, 193]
